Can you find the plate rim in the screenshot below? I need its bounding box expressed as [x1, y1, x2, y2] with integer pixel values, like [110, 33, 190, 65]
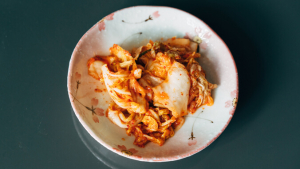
[67, 5, 239, 162]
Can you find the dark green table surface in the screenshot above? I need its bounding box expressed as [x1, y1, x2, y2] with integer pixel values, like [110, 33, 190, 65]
[1, 0, 300, 168]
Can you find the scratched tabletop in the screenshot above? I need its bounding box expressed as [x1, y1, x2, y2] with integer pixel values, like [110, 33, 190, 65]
[1, 0, 300, 168]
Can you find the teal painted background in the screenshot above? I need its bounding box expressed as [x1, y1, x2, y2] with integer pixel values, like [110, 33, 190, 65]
[1, 0, 299, 168]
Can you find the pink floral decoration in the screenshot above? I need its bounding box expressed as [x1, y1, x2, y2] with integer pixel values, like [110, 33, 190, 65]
[225, 100, 231, 108]
[98, 21, 105, 31]
[91, 98, 98, 106]
[152, 11, 160, 18]
[95, 108, 104, 116]
[195, 27, 202, 34]
[128, 148, 138, 154]
[118, 145, 126, 151]
[92, 114, 99, 123]
[106, 13, 114, 20]
[200, 41, 207, 49]
[231, 90, 238, 98]
[204, 32, 212, 39]
[225, 90, 238, 114]
[75, 72, 81, 81]
[188, 139, 197, 146]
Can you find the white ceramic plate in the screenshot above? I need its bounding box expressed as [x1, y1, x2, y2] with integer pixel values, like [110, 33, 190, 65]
[67, 6, 238, 162]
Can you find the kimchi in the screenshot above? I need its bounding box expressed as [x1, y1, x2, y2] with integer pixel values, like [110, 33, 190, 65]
[87, 37, 217, 147]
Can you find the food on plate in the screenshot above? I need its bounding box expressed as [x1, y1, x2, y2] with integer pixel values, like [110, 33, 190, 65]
[87, 37, 217, 147]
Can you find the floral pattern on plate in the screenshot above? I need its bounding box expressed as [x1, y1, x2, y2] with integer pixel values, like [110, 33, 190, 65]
[68, 6, 238, 162]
